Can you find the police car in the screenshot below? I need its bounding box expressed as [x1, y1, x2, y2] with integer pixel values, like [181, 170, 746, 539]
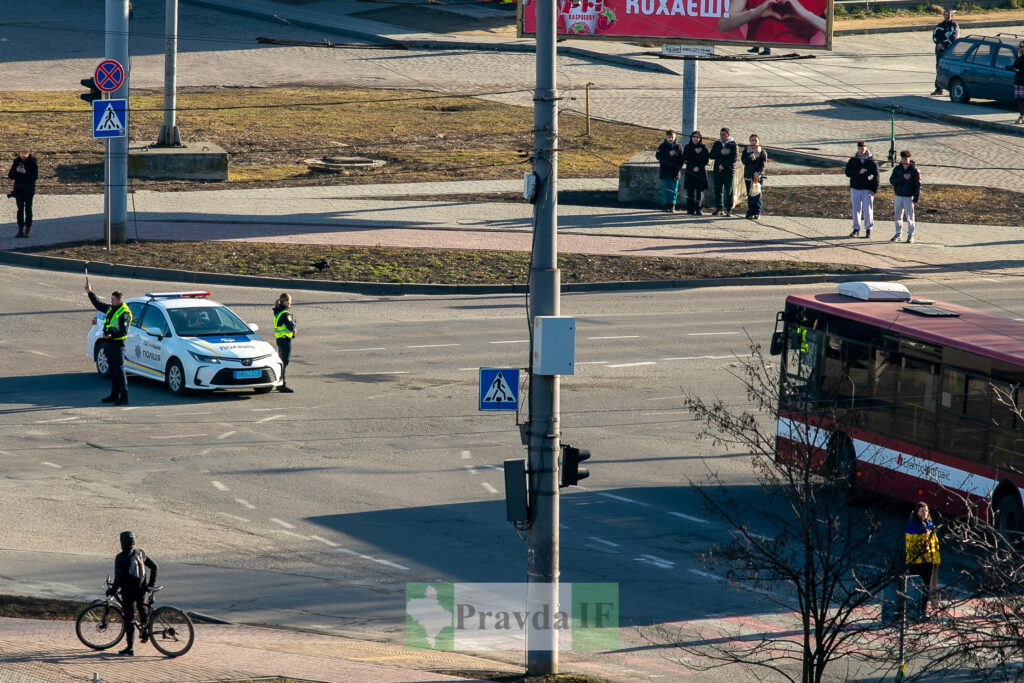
[86, 291, 284, 395]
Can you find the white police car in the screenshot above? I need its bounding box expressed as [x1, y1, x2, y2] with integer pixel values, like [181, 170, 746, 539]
[86, 291, 284, 395]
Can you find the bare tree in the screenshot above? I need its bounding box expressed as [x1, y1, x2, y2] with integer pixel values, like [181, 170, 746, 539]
[643, 343, 909, 683]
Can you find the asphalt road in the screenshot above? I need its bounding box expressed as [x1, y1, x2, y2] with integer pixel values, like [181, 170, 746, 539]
[3, 267, 1023, 680]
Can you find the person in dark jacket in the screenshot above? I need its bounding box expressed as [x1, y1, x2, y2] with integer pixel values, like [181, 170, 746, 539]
[7, 147, 38, 238]
[681, 131, 709, 216]
[844, 141, 879, 237]
[930, 9, 959, 96]
[655, 130, 683, 212]
[741, 134, 767, 220]
[273, 293, 296, 393]
[1012, 40, 1024, 124]
[888, 149, 920, 243]
[107, 531, 158, 656]
[86, 282, 132, 404]
[709, 127, 738, 216]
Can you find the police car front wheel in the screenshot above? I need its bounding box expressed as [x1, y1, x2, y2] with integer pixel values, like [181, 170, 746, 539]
[165, 359, 187, 396]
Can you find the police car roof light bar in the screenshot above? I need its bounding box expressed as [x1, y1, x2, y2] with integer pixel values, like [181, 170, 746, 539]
[145, 291, 212, 299]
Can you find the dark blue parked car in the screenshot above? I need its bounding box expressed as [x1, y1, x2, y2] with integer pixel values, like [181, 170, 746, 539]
[936, 34, 1021, 104]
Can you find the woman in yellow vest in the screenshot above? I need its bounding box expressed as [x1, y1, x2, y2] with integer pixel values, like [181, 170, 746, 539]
[273, 293, 295, 393]
[905, 502, 940, 617]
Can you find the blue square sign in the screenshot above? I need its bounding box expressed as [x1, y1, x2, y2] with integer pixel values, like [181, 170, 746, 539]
[93, 99, 127, 138]
[479, 368, 519, 411]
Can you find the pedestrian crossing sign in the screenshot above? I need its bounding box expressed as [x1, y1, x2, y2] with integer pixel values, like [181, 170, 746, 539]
[93, 99, 127, 138]
[479, 368, 519, 411]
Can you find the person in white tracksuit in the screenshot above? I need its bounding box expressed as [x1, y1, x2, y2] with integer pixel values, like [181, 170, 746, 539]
[888, 150, 921, 243]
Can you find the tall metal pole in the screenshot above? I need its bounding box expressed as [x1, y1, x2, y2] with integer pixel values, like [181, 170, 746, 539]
[526, 0, 560, 672]
[157, 0, 181, 147]
[682, 58, 697, 136]
[106, 0, 129, 242]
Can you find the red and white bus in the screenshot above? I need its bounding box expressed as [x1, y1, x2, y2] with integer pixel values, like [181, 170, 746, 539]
[770, 282, 1024, 534]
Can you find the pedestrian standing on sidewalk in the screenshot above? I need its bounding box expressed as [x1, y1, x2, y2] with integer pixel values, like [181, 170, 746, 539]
[845, 141, 879, 237]
[273, 293, 295, 393]
[710, 127, 738, 216]
[1012, 40, 1024, 124]
[931, 9, 959, 96]
[889, 150, 920, 243]
[655, 130, 684, 212]
[905, 502, 940, 619]
[7, 147, 38, 239]
[682, 131, 709, 215]
[741, 134, 767, 220]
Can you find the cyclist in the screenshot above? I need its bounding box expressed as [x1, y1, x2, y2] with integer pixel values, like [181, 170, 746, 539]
[107, 531, 158, 656]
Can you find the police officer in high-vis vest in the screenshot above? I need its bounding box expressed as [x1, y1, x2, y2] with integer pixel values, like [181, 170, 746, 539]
[272, 293, 295, 393]
[86, 283, 132, 405]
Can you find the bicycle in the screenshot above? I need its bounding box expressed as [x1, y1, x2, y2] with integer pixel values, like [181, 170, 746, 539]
[75, 577, 195, 657]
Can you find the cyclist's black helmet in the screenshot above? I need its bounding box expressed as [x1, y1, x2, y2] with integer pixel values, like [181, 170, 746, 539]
[119, 530, 134, 551]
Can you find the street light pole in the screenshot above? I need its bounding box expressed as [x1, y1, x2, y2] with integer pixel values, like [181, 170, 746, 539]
[526, 0, 560, 673]
[157, 0, 181, 147]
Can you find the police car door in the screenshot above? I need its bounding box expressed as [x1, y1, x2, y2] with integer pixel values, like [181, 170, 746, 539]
[132, 304, 170, 378]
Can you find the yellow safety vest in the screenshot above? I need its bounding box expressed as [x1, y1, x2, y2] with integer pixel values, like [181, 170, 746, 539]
[274, 309, 293, 339]
[104, 303, 132, 341]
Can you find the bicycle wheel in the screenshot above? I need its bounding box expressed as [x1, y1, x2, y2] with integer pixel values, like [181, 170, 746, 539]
[148, 606, 194, 657]
[75, 602, 126, 650]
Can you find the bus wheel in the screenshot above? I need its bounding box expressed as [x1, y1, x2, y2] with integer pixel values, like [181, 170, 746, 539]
[995, 493, 1023, 543]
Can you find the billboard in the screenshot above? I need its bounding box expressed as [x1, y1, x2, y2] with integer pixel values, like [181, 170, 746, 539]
[518, 0, 833, 50]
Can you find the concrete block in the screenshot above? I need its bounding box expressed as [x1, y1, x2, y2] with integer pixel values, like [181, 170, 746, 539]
[618, 151, 743, 209]
[128, 142, 228, 181]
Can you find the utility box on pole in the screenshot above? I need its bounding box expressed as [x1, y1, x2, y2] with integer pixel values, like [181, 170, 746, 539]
[533, 316, 575, 376]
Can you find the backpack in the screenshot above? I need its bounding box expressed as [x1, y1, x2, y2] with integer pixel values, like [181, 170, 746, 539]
[127, 548, 148, 588]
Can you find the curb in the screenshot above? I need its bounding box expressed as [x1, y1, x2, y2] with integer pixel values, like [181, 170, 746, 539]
[831, 98, 1024, 137]
[834, 18, 1024, 36]
[181, 0, 679, 75]
[0, 249, 891, 295]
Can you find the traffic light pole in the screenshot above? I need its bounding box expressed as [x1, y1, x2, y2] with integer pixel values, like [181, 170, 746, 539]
[106, 0, 129, 243]
[526, 0, 560, 672]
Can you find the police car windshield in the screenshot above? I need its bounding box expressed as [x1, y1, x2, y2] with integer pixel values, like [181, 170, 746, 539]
[168, 306, 251, 337]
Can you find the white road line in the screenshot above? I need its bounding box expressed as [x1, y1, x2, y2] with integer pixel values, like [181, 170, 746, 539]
[641, 554, 675, 566]
[489, 340, 529, 344]
[150, 434, 204, 439]
[687, 332, 739, 336]
[257, 414, 285, 423]
[217, 512, 250, 523]
[661, 355, 735, 361]
[270, 518, 295, 529]
[372, 558, 410, 571]
[217, 431, 237, 440]
[251, 407, 283, 411]
[26, 350, 55, 358]
[577, 361, 609, 365]
[589, 536, 620, 548]
[597, 492, 649, 506]
[36, 416, 79, 424]
[120, 406, 140, 411]
[607, 361, 656, 368]
[309, 535, 339, 547]
[362, 371, 410, 375]
[41, 461, 62, 469]
[687, 568, 722, 581]
[481, 464, 503, 471]
[406, 343, 460, 348]
[339, 347, 386, 352]
[647, 394, 686, 401]
[0, 450, 9, 455]
[464, 465, 479, 475]
[273, 529, 308, 540]
[457, 367, 478, 371]
[211, 481, 229, 492]
[461, 450, 472, 459]
[166, 411, 208, 417]
[636, 557, 673, 569]
[588, 335, 640, 340]
[669, 512, 709, 524]
[481, 482, 498, 494]
[334, 548, 359, 555]
[235, 498, 256, 509]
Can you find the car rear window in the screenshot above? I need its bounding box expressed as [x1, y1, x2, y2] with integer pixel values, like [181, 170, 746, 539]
[968, 43, 995, 66]
[946, 40, 974, 60]
[995, 47, 1015, 70]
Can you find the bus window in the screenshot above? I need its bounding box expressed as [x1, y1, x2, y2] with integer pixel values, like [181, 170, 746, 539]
[896, 356, 938, 448]
[782, 324, 821, 408]
[990, 382, 1020, 431]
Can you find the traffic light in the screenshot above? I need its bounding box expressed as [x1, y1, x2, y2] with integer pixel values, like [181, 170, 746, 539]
[80, 78, 102, 104]
[560, 444, 591, 488]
